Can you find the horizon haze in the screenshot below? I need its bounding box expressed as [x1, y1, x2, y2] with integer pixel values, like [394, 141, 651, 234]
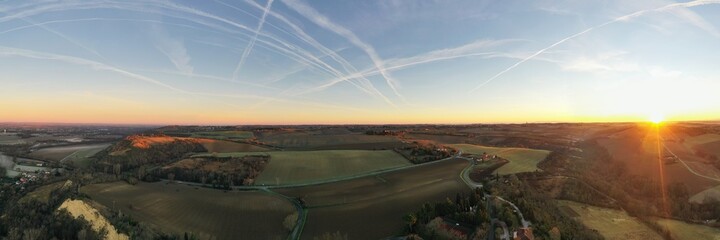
[2, 0, 720, 124]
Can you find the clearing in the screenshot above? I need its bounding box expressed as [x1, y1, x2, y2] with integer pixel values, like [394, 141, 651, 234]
[196, 150, 411, 185]
[556, 200, 662, 240]
[81, 182, 296, 240]
[19, 181, 69, 204]
[449, 144, 550, 174]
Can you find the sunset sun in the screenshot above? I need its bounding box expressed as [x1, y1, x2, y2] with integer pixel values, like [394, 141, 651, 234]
[649, 114, 665, 124]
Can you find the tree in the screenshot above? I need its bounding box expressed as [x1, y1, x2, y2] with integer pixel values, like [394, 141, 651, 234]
[549, 226, 561, 240]
[113, 163, 122, 176]
[313, 231, 348, 240]
[137, 166, 146, 181]
[403, 214, 418, 233]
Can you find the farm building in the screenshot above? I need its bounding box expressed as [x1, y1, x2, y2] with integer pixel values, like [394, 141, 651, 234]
[513, 227, 534, 240]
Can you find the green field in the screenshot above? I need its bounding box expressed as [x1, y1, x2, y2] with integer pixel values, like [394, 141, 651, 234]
[81, 182, 296, 240]
[197, 150, 411, 185]
[655, 218, 720, 240]
[449, 144, 550, 174]
[191, 131, 254, 140]
[556, 200, 662, 240]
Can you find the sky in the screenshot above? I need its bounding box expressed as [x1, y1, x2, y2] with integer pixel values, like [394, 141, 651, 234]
[1, 0, 719, 125]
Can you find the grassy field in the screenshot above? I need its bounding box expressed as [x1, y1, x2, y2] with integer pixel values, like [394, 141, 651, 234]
[200, 140, 269, 153]
[258, 132, 401, 149]
[276, 158, 470, 239]
[191, 131, 255, 140]
[655, 218, 720, 240]
[197, 150, 411, 185]
[449, 144, 550, 174]
[81, 182, 295, 240]
[556, 200, 662, 240]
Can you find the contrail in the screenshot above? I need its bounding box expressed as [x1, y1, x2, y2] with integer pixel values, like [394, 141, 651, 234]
[16, 17, 107, 61]
[0, 4, 108, 62]
[0, 46, 184, 92]
[301, 39, 522, 94]
[238, 0, 398, 106]
[469, 0, 720, 93]
[0, 1, 397, 106]
[0, 45, 354, 112]
[0, 2, 341, 85]
[232, 0, 274, 80]
[281, 0, 405, 102]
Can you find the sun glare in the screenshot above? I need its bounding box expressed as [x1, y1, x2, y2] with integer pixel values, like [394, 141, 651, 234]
[649, 114, 665, 124]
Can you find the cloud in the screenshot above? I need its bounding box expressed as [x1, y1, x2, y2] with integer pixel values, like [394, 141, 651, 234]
[470, 0, 720, 92]
[648, 66, 682, 78]
[152, 26, 194, 75]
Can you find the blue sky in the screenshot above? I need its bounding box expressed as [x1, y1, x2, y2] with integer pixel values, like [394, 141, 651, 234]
[1, 0, 719, 124]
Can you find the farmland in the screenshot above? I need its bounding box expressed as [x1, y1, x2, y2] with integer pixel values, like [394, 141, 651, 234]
[196, 150, 411, 185]
[556, 200, 662, 240]
[190, 131, 254, 140]
[449, 144, 550, 174]
[29, 143, 109, 162]
[200, 140, 269, 153]
[682, 133, 720, 148]
[256, 131, 402, 150]
[655, 218, 720, 240]
[275, 158, 471, 239]
[597, 130, 719, 195]
[81, 182, 296, 240]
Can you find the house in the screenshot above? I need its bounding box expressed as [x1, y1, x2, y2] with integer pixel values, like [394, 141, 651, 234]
[513, 227, 534, 240]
